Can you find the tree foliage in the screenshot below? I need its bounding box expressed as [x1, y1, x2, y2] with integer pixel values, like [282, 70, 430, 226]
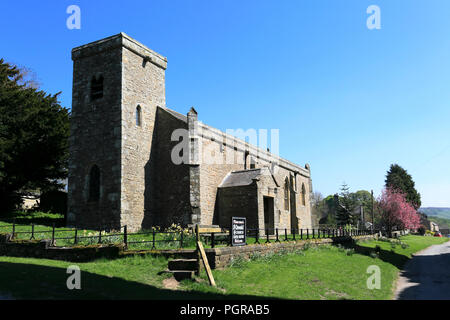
[335, 184, 358, 226]
[0, 59, 69, 212]
[378, 187, 421, 232]
[385, 164, 421, 209]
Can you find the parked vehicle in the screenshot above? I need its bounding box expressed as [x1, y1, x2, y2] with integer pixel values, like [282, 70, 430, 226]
[434, 232, 442, 237]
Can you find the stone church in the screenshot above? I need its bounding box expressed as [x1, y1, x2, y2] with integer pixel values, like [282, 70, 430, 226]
[67, 33, 313, 232]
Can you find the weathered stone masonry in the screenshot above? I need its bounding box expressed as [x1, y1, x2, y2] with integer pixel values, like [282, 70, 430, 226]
[68, 33, 314, 232]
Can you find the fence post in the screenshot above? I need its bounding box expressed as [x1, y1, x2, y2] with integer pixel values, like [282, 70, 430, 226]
[285, 229, 288, 241]
[196, 224, 201, 275]
[307, 229, 309, 239]
[12, 219, 16, 239]
[98, 230, 102, 244]
[74, 228, 78, 245]
[266, 229, 270, 243]
[123, 225, 128, 249]
[312, 229, 315, 239]
[256, 229, 260, 244]
[180, 231, 184, 249]
[301, 229, 303, 240]
[211, 232, 215, 249]
[51, 223, 55, 246]
[30, 223, 35, 240]
[152, 229, 156, 250]
[276, 228, 280, 242]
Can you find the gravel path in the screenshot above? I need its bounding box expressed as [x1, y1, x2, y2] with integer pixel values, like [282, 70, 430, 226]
[395, 240, 450, 300]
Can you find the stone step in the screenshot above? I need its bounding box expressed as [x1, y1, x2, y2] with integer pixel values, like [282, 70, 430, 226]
[169, 270, 195, 281]
[168, 259, 198, 271]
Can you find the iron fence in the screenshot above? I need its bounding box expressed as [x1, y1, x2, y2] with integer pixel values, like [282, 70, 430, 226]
[0, 220, 376, 250]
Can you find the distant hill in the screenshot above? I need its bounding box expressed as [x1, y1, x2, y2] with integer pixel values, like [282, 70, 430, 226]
[419, 207, 450, 220]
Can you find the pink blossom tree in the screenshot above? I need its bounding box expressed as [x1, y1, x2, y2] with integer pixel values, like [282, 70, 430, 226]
[378, 187, 421, 233]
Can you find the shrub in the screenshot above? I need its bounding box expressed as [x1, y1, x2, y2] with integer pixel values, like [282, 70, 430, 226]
[39, 190, 67, 217]
[417, 226, 426, 236]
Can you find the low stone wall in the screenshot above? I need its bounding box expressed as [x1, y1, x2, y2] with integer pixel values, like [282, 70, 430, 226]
[0, 234, 124, 262]
[0, 232, 374, 266]
[204, 235, 375, 269]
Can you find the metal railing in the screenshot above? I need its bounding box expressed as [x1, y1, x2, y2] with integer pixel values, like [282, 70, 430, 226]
[0, 220, 375, 250]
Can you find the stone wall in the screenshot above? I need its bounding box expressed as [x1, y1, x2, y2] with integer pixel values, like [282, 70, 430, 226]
[120, 36, 167, 231]
[0, 238, 124, 262]
[205, 235, 375, 269]
[150, 108, 191, 227]
[217, 185, 258, 228]
[190, 119, 313, 231]
[68, 34, 124, 230]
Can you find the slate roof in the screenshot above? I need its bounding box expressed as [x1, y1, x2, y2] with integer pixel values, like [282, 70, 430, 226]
[219, 167, 279, 188]
[159, 106, 188, 122]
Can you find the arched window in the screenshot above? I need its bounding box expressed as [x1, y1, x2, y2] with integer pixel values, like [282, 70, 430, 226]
[301, 183, 306, 206]
[90, 75, 104, 101]
[89, 165, 100, 202]
[136, 105, 142, 126]
[284, 178, 290, 210]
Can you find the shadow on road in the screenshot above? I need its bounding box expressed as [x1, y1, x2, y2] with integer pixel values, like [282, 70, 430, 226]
[395, 252, 450, 300]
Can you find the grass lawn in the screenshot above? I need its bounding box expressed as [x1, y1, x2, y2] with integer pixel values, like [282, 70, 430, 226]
[0, 234, 447, 300]
[181, 235, 449, 300]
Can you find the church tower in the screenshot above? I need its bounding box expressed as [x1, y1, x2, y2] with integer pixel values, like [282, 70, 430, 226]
[67, 33, 167, 231]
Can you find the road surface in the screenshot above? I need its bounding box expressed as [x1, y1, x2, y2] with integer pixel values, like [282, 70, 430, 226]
[395, 239, 450, 300]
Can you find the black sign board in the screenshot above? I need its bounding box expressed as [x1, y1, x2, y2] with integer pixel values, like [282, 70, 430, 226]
[231, 217, 246, 246]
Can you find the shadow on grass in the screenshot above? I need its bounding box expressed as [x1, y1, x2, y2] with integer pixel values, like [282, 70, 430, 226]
[332, 237, 409, 269]
[0, 211, 65, 228]
[0, 261, 274, 300]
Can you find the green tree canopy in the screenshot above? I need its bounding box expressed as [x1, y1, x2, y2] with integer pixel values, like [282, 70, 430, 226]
[0, 59, 69, 212]
[385, 164, 421, 209]
[335, 183, 358, 226]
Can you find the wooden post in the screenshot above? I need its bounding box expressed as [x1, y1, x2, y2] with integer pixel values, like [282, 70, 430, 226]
[197, 241, 216, 287]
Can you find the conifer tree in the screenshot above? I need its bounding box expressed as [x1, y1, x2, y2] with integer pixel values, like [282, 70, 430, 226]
[0, 59, 69, 213]
[385, 164, 421, 210]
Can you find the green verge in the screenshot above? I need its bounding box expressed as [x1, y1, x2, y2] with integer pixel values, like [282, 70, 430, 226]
[181, 235, 449, 300]
[0, 235, 447, 299]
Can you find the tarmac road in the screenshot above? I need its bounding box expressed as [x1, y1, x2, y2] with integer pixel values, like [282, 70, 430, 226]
[395, 239, 450, 300]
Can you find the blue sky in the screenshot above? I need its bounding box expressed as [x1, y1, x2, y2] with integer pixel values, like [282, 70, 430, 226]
[1, 0, 450, 207]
